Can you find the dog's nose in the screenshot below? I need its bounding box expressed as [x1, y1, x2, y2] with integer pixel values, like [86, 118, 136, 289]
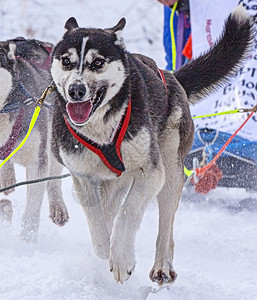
[68, 84, 86, 101]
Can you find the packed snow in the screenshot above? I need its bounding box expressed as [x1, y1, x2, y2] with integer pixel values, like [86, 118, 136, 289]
[1, 1, 257, 299]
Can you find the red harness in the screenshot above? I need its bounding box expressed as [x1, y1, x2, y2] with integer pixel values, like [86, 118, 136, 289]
[158, 69, 168, 92]
[65, 99, 131, 176]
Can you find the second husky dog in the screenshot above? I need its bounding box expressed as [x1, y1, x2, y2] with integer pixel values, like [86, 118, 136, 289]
[50, 6, 253, 284]
[0, 38, 69, 241]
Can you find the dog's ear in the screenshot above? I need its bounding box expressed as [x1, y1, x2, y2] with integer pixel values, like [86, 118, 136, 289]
[106, 18, 126, 49]
[7, 42, 16, 61]
[65, 17, 79, 32]
[110, 18, 126, 33]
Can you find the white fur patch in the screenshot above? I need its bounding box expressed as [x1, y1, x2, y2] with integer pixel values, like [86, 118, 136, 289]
[232, 4, 249, 23]
[51, 48, 80, 99]
[67, 48, 79, 63]
[51, 58, 67, 99]
[8, 43, 16, 61]
[79, 37, 89, 74]
[84, 49, 101, 64]
[122, 127, 151, 169]
[0, 68, 12, 108]
[114, 30, 125, 49]
[79, 102, 127, 144]
[93, 59, 126, 107]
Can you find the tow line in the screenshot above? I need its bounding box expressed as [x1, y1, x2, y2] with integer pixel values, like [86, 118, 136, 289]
[184, 104, 257, 193]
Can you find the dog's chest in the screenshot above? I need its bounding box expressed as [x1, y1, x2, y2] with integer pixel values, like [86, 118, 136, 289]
[59, 126, 151, 179]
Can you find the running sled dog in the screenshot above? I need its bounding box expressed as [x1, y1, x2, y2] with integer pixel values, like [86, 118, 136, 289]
[51, 6, 253, 284]
[0, 38, 68, 241]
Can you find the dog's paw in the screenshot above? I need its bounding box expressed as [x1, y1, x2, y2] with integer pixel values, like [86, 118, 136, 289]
[149, 262, 177, 285]
[109, 248, 136, 283]
[0, 199, 13, 223]
[20, 213, 40, 243]
[49, 202, 69, 226]
[20, 224, 37, 243]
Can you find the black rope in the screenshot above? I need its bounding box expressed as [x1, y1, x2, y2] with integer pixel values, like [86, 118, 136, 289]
[0, 173, 71, 194]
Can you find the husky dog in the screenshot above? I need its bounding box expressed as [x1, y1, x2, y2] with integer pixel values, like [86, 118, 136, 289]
[0, 38, 69, 241]
[51, 6, 253, 284]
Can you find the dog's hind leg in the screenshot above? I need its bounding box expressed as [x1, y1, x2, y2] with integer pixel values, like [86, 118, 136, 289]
[149, 159, 183, 285]
[149, 114, 186, 285]
[109, 162, 165, 283]
[47, 155, 69, 226]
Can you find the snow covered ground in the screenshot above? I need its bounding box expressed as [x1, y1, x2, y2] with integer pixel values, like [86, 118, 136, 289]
[2, 166, 257, 300]
[1, 0, 257, 299]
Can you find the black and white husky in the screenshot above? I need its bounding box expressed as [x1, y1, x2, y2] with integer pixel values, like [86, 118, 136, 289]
[51, 6, 253, 284]
[0, 38, 69, 241]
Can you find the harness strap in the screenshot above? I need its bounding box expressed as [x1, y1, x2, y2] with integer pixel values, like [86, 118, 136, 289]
[64, 99, 132, 176]
[158, 69, 168, 93]
[41, 46, 53, 71]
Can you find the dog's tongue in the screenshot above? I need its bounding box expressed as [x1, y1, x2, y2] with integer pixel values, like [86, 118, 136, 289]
[66, 101, 92, 124]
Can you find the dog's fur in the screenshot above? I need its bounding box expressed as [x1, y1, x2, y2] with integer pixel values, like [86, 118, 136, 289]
[0, 38, 69, 241]
[50, 6, 254, 284]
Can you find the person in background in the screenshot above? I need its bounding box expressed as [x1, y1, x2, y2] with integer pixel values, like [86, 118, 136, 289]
[157, 0, 191, 72]
[157, 0, 257, 205]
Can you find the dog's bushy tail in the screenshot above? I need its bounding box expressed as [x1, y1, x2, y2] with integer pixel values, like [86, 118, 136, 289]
[174, 5, 255, 104]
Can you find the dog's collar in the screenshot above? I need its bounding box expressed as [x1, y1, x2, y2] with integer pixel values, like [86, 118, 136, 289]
[0, 107, 24, 160]
[64, 98, 131, 177]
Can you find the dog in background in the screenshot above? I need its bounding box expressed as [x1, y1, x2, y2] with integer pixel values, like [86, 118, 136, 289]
[50, 6, 253, 284]
[0, 38, 69, 242]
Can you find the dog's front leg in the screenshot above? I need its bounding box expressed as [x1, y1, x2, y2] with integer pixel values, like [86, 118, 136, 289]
[100, 178, 131, 236]
[72, 174, 111, 259]
[47, 155, 69, 226]
[21, 154, 48, 242]
[0, 161, 16, 195]
[0, 162, 16, 223]
[109, 163, 165, 283]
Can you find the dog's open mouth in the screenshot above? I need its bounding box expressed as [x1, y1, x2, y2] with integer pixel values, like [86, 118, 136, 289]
[66, 101, 92, 125]
[66, 87, 107, 125]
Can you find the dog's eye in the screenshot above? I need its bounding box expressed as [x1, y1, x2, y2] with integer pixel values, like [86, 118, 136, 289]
[91, 58, 105, 70]
[62, 57, 71, 67]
